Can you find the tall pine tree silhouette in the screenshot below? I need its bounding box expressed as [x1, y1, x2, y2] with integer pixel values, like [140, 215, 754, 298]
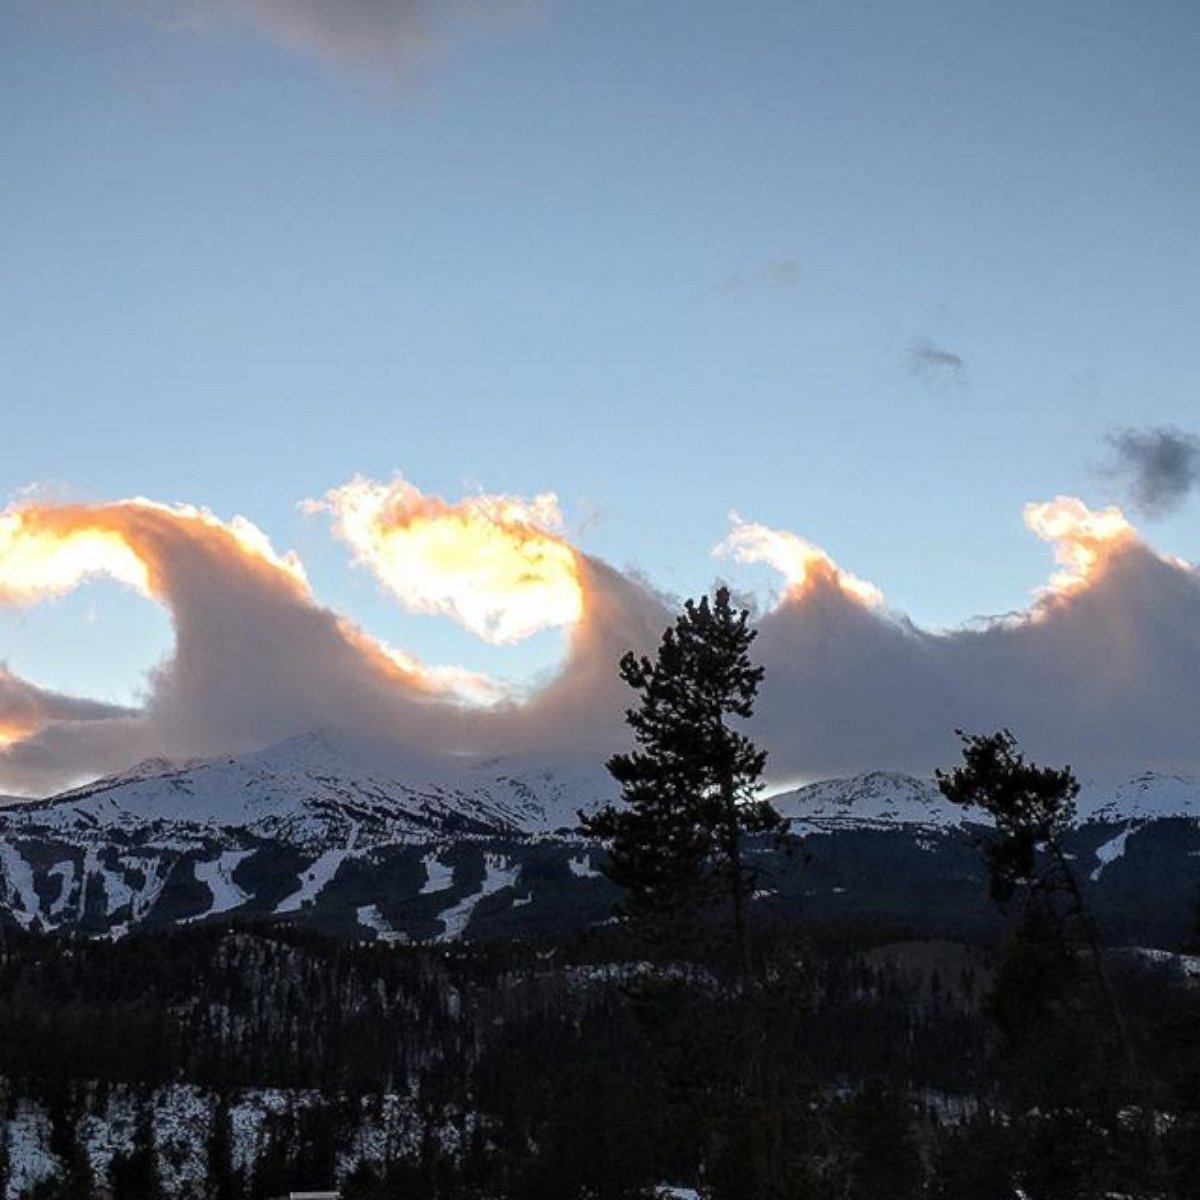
[581, 587, 784, 964]
[938, 729, 1173, 1199]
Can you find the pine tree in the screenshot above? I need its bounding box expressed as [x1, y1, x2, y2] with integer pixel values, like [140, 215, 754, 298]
[206, 1094, 239, 1200]
[935, 728, 1080, 908]
[580, 587, 784, 964]
[937, 729, 1173, 1199]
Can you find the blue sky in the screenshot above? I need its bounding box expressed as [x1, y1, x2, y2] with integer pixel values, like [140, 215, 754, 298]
[3, 0, 1199, 707]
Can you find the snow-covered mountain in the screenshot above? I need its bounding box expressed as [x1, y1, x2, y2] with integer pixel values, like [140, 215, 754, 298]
[773, 772, 955, 832]
[1075, 771, 1200, 823]
[0, 733, 620, 940]
[773, 768, 1200, 831]
[0, 735, 1198, 943]
[19, 731, 617, 845]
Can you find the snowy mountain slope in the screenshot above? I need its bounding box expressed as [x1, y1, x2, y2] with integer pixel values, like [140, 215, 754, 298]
[0, 736, 1198, 942]
[0, 733, 621, 939]
[772, 772, 955, 832]
[9, 732, 619, 848]
[1075, 771, 1200, 823]
[773, 769, 1200, 832]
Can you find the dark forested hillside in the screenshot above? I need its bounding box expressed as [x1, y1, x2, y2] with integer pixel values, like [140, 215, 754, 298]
[0, 919, 1197, 1198]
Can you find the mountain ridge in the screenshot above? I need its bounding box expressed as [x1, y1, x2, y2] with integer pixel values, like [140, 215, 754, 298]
[0, 733, 1198, 943]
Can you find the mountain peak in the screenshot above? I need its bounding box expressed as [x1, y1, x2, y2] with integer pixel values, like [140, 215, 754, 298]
[773, 772, 954, 831]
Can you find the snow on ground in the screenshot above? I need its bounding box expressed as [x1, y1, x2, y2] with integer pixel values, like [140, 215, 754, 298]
[775, 769, 1200, 833]
[78, 1093, 137, 1189]
[0, 844, 40, 928]
[123, 854, 172, 920]
[436, 853, 520, 940]
[773, 772, 961, 832]
[461, 756, 617, 832]
[187, 849, 255, 921]
[420, 849, 455, 894]
[74, 1086, 213, 1197]
[5, 1084, 443, 1196]
[5, 1101, 57, 1200]
[357, 903, 407, 944]
[275, 847, 353, 913]
[275, 826, 359, 913]
[45, 860, 79, 920]
[78, 847, 132, 917]
[48, 851, 173, 925]
[229, 1089, 291, 1173]
[79, 848, 163, 919]
[12, 732, 620, 844]
[1077, 772, 1200, 822]
[568, 853, 600, 878]
[153, 1086, 212, 1196]
[335, 1092, 428, 1177]
[1090, 825, 1137, 882]
[1125, 947, 1200, 978]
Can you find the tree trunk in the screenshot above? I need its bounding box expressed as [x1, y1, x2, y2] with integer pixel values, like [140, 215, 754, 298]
[721, 766, 749, 982]
[1050, 839, 1173, 1199]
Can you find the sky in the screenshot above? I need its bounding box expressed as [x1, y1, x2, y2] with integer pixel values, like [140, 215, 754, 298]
[1, 1, 1199, 792]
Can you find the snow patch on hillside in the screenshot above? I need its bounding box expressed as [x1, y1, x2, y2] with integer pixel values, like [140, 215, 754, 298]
[5, 1102, 56, 1199]
[436, 854, 520, 940]
[187, 849, 255, 921]
[5, 1083, 460, 1196]
[420, 850, 454, 894]
[276, 841, 356, 913]
[1090, 826, 1137, 881]
[777, 769, 1200, 835]
[357, 903, 407, 944]
[46, 859, 76, 919]
[1078, 772, 1200, 822]
[775, 772, 959, 832]
[569, 853, 601, 879]
[0, 844, 40, 928]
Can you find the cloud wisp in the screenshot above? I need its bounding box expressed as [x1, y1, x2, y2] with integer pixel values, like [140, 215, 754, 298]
[0, 666, 135, 753]
[147, 0, 527, 73]
[717, 514, 883, 609]
[907, 338, 967, 392]
[233, 0, 433, 70]
[1099, 426, 1200, 518]
[718, 258, 804, 294]
[1, 479, 1199, 796]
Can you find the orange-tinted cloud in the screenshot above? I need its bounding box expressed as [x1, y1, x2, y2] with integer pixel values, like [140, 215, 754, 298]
[716, 514, 884, 608]
[308, 475, 584, 643]
[745, 497, 1200, 779]
[2, 486, 1200, 798]
[1022, 495, 1136, 597]
[0, 665, 133, 751]
[0, 496, 488, 793]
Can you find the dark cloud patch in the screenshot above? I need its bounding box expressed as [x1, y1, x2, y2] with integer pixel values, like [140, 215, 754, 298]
[719, 258, 804, 293]
[907, 338, 966, 391]
[1101, 426, 1200, 518]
